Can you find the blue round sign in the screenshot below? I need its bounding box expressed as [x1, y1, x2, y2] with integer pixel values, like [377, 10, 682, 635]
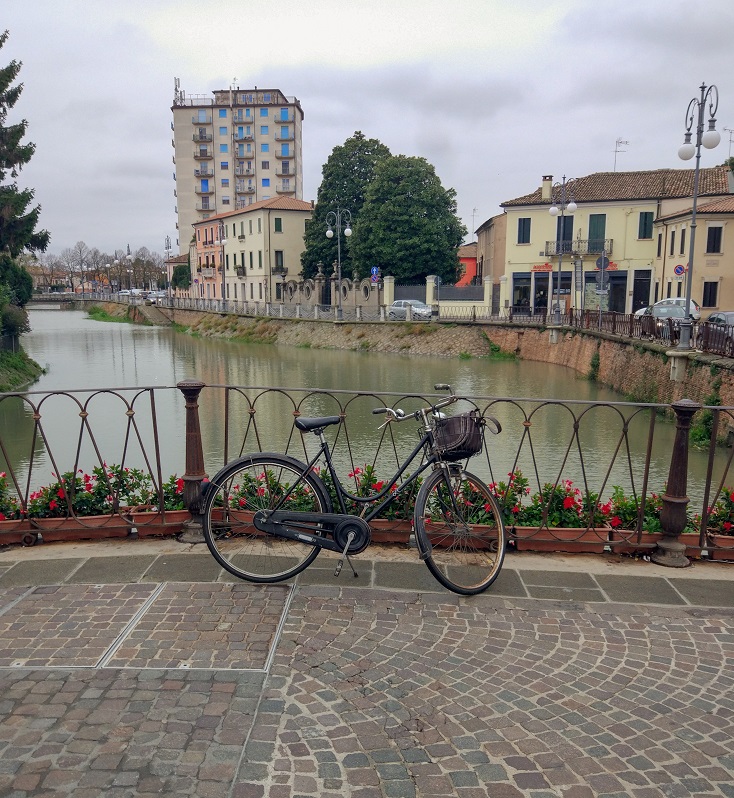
[673, 264, 686, 276]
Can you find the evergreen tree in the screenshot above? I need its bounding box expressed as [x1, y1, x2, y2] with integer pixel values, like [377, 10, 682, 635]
[0, 29, 50, 313]
[350, 155, 466, 283]
[300, 132, 390, 279]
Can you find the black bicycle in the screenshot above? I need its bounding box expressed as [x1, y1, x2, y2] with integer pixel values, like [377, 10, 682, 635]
[201, 385, 505, 595]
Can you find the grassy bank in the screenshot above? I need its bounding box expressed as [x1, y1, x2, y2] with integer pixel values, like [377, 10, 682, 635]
[0, 349, 44, 392]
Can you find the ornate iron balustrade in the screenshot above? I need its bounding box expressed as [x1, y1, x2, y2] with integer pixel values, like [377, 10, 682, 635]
[544, 239, 613, 256]
[0, 383, 732, 564]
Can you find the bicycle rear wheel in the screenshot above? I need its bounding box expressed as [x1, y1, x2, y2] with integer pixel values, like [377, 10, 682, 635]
[203, 453, 332, 583]
[414, 467, 505, 595]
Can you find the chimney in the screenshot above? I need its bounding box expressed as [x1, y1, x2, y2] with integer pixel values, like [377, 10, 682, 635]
[541, 175, 553, 201]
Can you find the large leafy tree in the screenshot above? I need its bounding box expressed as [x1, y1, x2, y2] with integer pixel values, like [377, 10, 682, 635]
[350, 155, 466, 283]
[301, 131, 391, 279]
[0, 30, 49, 317]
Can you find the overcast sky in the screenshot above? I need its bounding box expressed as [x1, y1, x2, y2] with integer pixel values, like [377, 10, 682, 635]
[3, 0, 733, 257]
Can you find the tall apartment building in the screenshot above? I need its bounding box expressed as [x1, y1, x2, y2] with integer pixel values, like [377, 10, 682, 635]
[171, 81, 304, 254]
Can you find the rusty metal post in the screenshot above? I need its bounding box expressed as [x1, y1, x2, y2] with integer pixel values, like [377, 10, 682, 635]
[652, 398, 700, 568]
[176, 379, 208, 544]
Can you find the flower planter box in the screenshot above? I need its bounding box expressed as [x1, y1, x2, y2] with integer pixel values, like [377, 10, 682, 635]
[510, 526, 610, 554]
[29, 513, 133, 542]
[608, 530, 704, 558]
[129, 509, 191, 538]
[707, 534, 734, 561]
[368, 518, 412, 544]
[0, 518, 35, 546]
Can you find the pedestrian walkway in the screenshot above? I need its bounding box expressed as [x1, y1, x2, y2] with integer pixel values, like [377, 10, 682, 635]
[0, 538, 732, 797]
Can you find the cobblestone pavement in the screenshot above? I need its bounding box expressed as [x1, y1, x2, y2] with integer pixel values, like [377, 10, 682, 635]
[0, 544, 732, 797]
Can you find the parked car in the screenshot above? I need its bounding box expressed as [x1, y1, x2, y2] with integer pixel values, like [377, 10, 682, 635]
[702, 311, 734, 357]
[388, 299, 433, 321]
[147, 291, 167, 305]
[117, 289, 131, 296]
[652, 297, 701, 320]
[641, 304, 687, 339]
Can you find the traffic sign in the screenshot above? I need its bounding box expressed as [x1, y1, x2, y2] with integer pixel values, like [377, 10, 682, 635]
[673, 264, 686, 276]
[371, 266, 379, 275]
[371, 275, 378, 283]
[596, 255, 610, 270]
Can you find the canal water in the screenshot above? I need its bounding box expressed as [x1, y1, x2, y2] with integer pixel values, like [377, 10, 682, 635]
[1, 308, 725, 506]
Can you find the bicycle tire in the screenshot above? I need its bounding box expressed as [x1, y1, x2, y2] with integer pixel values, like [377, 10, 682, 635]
[202, 453, 332, 583]
[413, 468, 505, 595]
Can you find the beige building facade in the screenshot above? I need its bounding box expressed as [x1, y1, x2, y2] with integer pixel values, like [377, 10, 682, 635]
[190, 197, 312, 304]
[172, 83, 304, 255]
[496, 167, 733, 315]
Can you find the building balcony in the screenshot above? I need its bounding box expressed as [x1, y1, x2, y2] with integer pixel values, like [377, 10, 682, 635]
[195, 186, 214, 195]
[233, 132, 254, 142]
[274, 167, 291, 177]
[195, 201, 215, 211]
[193, 149, 213, 160]
[275, 182, 295, 194]
[274, 113, 294, 122]
[236, 267, 245, 277]
[232, 113, 254, 124]
[274, 133, 294, 141]
[235, 166, 255, 176]
[236, 184, 256, 194]
[200, 267, 216, 278]
[274, 151, 292, 160]
[192, 115, 212, 124]
[194, 168, 213, 177]
[193, 132, 213, 142]
[543, 239, 613, 257]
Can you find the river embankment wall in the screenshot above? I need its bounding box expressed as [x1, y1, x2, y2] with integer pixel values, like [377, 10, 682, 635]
[104, 302, 734, 412]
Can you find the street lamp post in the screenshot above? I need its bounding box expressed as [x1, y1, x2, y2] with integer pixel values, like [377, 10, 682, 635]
[676, 82, 720, 351]
[325, 208, 352, 321]
[218, 221, 227, 307]
[548, 176, 577, 326]
[164, 235, 172, 302]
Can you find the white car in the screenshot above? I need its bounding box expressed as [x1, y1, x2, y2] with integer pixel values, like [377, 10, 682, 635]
[650, 297, 701, 320]
[388, 299, 433, 321]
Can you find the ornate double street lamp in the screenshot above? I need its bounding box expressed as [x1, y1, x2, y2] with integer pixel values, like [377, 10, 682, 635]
[113, 245, 134, 293]
[325, 208, 352, 321]
[548, 177, 577, 325]
[676, 82, 720, 351]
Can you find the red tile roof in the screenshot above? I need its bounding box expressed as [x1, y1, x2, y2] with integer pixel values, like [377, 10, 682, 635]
[502, 167, 732, 207]
[193, 197, 313, 226]
[657, 195, 734, 222]
[458, 242, 477, 258]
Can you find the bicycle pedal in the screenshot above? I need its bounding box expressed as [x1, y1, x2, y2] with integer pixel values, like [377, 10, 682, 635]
[334, 559, 344, 577]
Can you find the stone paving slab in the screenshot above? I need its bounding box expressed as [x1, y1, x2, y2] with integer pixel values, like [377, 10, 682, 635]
[106, 583, 289, 671]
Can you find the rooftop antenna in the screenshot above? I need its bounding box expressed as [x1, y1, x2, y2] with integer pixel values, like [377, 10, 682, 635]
[613, 138, 629, 171]
[724, 127, 734, 158]
[471, 207, 478, 240]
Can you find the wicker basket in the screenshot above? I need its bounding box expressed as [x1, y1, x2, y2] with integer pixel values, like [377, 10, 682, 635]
[433, 411, 484, 461]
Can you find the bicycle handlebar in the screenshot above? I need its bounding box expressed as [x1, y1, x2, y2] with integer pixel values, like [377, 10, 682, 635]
[372, 385, 458, 422]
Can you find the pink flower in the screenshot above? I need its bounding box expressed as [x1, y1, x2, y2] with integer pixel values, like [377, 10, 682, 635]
[348, 468, 363, 479]
[256, 487, 265, 497]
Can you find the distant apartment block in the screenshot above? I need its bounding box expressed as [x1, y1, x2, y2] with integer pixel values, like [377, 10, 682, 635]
[171, 81, 304, 255]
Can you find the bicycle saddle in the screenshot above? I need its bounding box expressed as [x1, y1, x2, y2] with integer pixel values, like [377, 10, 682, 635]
[294, 416, 342, 432]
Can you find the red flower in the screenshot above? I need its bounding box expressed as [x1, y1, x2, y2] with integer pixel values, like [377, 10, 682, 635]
[563, 496, 575, 509]
[85, 482, 93, 493]
[57, 488, 65, 499]
[348, 468, 363, 479]
[49, 499, 58, 511]
[724, 521, 732, 531]
[0, 512, 5, 521]
[610, 516, 622, 528]
[176, 478, 185, 494]
[372, 481, 385, 491]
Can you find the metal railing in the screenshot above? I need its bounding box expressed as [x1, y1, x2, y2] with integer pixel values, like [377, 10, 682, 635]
[0, 382, 733, 566]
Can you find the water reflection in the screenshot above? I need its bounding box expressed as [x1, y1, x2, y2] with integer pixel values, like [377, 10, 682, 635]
[6, 309, 726, 509]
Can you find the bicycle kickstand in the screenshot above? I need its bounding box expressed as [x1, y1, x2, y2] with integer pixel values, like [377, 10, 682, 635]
[334, 530, 359, 579]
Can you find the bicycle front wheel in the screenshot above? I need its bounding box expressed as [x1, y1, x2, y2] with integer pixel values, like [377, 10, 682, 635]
[203, 453, 332, 583]
[414, 468, 505, 595]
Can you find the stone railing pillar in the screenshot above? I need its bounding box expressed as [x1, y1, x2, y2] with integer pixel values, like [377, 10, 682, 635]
[176, 379, 208, 544]
[652, 398, 700, 568]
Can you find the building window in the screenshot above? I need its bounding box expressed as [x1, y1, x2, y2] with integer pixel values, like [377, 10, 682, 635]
[517, 218, 531, 244]
[261, 143, 269, 153]
[222, 196, 230, 205]
[275, 250, 284, 268]
[274, 217, 282, 233]
[258, 251, 262, 268]
[220, 161, 228, 170]
[680, 228, 686, 256]
[281, 161, 290, 175]
[220, 144, 228, 153]
[259, 282, 263, 299]
[703, 281, 718, 307]
[258, 218, 262, 233]
[638, 212, 653, 240]
[250, 282, 253, 299]
[261, 161, 270, 170]
[249, 252, 253, 270]
[260, 126, 268, 135]
[706, 226, 723, 253]
[657, 232, 662, 258]
[588, 214, 606, 252]
[262, 178, 270, 187]
[260, 108, 268, 117]
[222, 179, 229, 187]
[263, 93, 271, 103]
[669, 230, 676, 256]
[219, 109, 227, 118]
[219, 126, 227, 136]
